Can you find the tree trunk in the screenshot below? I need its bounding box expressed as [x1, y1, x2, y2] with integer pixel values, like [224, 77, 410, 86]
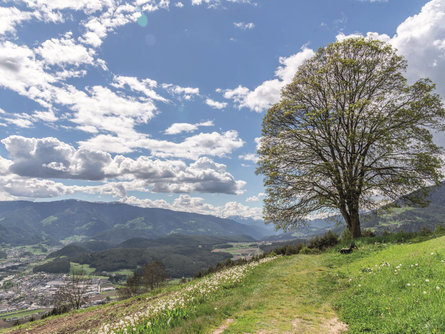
[349, 208, 361, 239]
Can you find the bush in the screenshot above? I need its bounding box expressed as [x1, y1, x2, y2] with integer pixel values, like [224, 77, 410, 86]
[300, 246, 319, 254]
[340, 228, 351, 242]
[361, 229, 376, 237]
[434, 224, 445, 235]
[420, 227, 432, 236]
[308, 230, 339, 250]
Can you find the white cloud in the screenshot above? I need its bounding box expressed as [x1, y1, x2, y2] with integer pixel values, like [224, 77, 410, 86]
[0, 156, 12, 176]
[234, 22, 255, 30]
[35, 33, 95, 66]
[59, 85, 157, 137]
[223, 47, 315, 112]
[0, 7, 33, 35]
[123, 194, 262, 219]
[191, 0, 253, 7]
[390, 0, 445, 99]
[0, 41, 161, 138]
[112, 75, 167, 102]
[79, 129, 243, 158]
[77, 1, 170, 48]
[205, 98, 227, 109]
[32, 110, 58, 122]
[175, 2, 185, 7]
[0, 41, 56, 106]
[246, 192, 265, 202]
[162, 83, 200, 100]
[1, 136, 246, 195]
[164, 121, 214, 135]
[141, 130, 244, 159]
[335, 0, 445, 105]
[239, 153, 258, 163]
[21, 0, 112, 15]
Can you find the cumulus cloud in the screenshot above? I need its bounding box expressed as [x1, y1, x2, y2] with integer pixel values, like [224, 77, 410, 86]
[390, 0, 445, 99]
[1, 136, 246, 195]
[0, 41, 56, 107]
[2, 136, 112, 180]
[335, 0, 445, 110]
[222, 47, 315, 112]
[79, 130, 244, 158]
[141, 130, 244, 159]
[239, 153, 258, 163]
[162, 83, 200, 100]
[246, 192, 265, 202]
[205, 98, 227, 109]
[35, 33, 95, 66]
[60, 85, 157, 137]
[0, 7, 33, 35]
[164, 121, 214, 135]
[0, 41, 161, 137]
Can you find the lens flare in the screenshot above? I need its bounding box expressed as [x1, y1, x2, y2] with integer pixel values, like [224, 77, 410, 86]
[137, 13, 148, 27]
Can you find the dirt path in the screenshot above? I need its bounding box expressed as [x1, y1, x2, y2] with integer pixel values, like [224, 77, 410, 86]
[211, 319, 234, 334]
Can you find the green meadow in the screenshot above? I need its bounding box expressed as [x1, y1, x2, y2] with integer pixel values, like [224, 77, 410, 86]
[3, 233, 444, 333]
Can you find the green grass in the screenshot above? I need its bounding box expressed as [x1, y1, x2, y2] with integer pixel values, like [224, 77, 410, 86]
[1, 309, 47, 320]
[332, 236, 445, 333]
[3, 233, 443, 333]
[70, 262, 96, 275]
[165, 234, 445, 333]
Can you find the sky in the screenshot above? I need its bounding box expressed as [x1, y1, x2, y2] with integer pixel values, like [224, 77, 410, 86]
[0, 0, 444, 220]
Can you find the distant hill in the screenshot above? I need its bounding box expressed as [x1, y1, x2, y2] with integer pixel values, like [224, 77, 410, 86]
[37, 234, 250, 278]
[260, 182, 445, 241]
[0, 200, 268, 246]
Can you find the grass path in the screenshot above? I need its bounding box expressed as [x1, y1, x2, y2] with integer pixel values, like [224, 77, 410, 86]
[168, 255, 347, 334]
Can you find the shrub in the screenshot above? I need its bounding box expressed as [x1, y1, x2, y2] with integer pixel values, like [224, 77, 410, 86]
[361, 229, 376, 237]
[308, 230, 339, 250]
[420, 227, 432, 236]
[300, 246, 319, 255]
[340, 228, 351, 242]
[434, 224, 445, 235]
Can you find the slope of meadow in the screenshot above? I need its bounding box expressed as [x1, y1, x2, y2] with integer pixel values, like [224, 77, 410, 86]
[3, 234, 444, 334]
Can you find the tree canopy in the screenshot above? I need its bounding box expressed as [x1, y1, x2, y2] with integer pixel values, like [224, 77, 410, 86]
[257, 37, 445, 238]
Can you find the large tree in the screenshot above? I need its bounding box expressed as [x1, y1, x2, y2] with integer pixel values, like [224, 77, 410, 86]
[257, 38, 445, 239]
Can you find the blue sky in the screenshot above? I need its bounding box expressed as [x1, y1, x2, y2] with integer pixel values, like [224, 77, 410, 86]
[0, 0, 444, 219]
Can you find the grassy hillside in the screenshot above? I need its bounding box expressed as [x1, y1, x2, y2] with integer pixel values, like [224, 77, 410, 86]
[4, 233, 444, 333]
[34, 234, 253, 277]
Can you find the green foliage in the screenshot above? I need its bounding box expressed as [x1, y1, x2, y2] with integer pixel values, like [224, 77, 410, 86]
[257, 37, 445, 238]
[41, 234, 237, 278]
[340, 228, 351, 242]
[434, 224, 445, 235]
[361, 229, 376, 238]
[33, 258, 70, 273]
[299, 246, 319, 254]
[307, 230, 338, 250]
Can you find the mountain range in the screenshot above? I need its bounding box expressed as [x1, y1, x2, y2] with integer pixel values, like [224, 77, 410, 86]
[2, 181, 445, 247]
[0, 200, 270, 246]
